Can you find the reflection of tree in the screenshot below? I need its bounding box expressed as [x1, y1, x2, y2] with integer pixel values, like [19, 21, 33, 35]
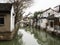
[47, 35, 60, 45]
[0, 34, 23, 45]
[25, 26, 34, 34]
[23, 27, 60, 45]
[32, 28, 60, 45]
[25, 27, 53, 45]
[33, 30, 48, 43]
[25, 27, 48, 45]
[17, 27, 60, 45]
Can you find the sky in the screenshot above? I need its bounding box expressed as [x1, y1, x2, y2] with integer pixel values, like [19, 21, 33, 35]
[0, 0, 8, 3]
[23, 0, 60, 16]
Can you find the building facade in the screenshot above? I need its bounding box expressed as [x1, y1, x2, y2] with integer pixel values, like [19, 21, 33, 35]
[0, 3, 18, 40]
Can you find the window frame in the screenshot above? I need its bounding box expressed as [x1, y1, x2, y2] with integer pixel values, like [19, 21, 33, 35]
[0, 16, 4, 26]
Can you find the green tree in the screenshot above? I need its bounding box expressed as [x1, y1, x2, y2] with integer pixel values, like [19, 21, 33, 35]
[33, 11, 43, 22]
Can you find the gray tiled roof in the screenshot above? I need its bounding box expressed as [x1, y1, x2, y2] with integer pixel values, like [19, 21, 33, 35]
[0, 3, 12, 13]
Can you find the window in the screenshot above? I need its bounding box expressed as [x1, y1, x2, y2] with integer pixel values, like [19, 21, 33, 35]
[50, 22, 53, 27]
[0, 17, 4, 25]
[13, 13, 15, 16]
[48, 13, 50, 16]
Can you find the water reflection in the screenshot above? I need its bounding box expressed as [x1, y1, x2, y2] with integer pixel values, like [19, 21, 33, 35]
[0, 34, 23, 45]
[25, 27, 60, 45]
[0, 27, 60, 45]
[18, 28, 39, 45]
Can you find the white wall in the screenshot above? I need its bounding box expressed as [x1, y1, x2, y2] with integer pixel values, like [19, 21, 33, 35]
[37, 19, 47, 28]
[10, 6, 15, 32]
[37, 20, 40, 26]
[37, 9, 59, 29]
[42, 9, 58, 17]
[54, 13, 60, 17]
[39, 9, 52, 28]
[40, 19, 47, 28]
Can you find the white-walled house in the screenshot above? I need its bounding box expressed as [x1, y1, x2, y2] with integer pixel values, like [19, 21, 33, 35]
[46, 5, 60, 33]
[0, 3, 17, 40]
[37, 6, 60, 31]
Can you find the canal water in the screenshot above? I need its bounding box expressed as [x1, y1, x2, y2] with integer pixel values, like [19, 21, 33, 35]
[0, 27, 60, 45]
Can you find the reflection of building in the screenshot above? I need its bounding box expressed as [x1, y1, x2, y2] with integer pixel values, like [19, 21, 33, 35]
[0, 34, 23, 45]
[0, 3, 17, 40]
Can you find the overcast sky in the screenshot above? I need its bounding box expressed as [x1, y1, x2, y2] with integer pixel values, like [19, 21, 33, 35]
[0, 0, 8, 3]
[23, 0, 60, 16]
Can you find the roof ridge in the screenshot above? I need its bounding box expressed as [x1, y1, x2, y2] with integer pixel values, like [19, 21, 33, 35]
[43, 8, 59, 13]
